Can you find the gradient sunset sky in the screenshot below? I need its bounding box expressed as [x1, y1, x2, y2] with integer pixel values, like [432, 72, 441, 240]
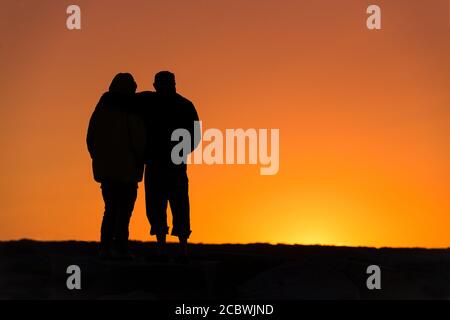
[0, 0, 449, 247]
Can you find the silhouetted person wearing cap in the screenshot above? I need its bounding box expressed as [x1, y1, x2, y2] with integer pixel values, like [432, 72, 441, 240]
[138, 71, 200, 261]
[87, 73, 146, 260]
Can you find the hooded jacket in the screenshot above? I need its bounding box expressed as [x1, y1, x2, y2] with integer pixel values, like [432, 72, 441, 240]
[87, 92, 146, 183]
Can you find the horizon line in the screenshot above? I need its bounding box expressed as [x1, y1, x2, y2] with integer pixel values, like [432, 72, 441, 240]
[1, 238, 449, 250]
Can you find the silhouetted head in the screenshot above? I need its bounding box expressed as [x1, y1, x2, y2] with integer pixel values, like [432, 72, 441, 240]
[109, 73, 137, 94]
[153, 71, 176, 95]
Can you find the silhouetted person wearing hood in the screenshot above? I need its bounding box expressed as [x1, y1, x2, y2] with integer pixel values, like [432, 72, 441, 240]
[139, 71, 200, 261]
[87, 73, 146, 259]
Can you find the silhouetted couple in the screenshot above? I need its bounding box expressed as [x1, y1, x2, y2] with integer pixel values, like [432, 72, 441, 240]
[87, 71, 199, 261]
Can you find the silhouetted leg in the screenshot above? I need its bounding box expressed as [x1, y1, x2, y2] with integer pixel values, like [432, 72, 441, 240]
[169, 170, 191, 256]
[114, 183, 138, 254]
[145, 167, 170, 237]
[156, 234, 168, 258]
[178, 236, 189, 258]
[100, 182, 118, 253]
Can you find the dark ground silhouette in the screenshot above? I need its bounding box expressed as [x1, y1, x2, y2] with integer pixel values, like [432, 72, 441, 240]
[1, 240, 450, 300]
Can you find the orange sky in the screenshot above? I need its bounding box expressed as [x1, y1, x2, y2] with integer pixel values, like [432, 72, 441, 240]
[0, 0, 449, 247]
